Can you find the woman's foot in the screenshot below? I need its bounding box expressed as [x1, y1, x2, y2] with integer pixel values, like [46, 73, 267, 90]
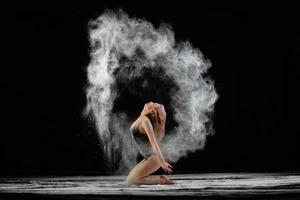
[160, 175, 176, 185]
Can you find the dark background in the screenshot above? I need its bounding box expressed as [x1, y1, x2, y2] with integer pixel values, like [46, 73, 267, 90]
[2, 1, 299, 175]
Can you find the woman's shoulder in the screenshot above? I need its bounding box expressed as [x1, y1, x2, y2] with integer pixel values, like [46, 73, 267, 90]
[131, 116, 150, 129]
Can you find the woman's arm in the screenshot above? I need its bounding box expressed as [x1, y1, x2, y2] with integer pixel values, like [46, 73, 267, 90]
[142, 118, 166, 164]
[142, 118, 173, 173]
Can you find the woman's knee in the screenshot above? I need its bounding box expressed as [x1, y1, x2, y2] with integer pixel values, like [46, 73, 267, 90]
[126, 173, 144, 185]
[126, 155, 160, 185]
[126, 175, 136, 185]
[126, 169, 141, 185]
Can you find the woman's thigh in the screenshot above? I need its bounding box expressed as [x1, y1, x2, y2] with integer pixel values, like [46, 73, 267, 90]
[126, 154, 161, 183]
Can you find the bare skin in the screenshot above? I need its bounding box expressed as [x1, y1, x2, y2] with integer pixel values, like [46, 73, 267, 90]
[126, 102, 176, 185]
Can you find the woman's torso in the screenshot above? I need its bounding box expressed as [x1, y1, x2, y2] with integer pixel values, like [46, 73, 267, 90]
[130, 116, 165, 142]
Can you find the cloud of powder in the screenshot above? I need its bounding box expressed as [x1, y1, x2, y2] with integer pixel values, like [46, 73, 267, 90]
[84, 10, 218, 174]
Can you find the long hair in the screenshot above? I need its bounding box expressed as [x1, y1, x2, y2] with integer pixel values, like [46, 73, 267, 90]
[141, 102, 166, 124]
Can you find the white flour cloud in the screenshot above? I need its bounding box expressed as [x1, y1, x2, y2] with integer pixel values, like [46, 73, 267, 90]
[84, 10, 218, 174]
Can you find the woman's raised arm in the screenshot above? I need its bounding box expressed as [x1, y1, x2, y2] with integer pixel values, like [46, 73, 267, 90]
[141, 118, 173, 173]
[142, 118, 165, 163]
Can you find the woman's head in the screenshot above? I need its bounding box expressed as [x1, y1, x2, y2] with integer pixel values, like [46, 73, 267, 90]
[140, 101, 167, 124]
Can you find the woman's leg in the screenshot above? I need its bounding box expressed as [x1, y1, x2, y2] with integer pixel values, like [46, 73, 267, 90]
[137, 175, 175, 185]
[126, 154, 161, 184]
[126, 154, 175, 185]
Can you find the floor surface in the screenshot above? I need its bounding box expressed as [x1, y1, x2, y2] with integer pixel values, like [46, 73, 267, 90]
[1, 173, 299, 199]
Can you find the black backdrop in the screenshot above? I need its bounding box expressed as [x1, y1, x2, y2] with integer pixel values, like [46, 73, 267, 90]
[2, 1, 299, 175]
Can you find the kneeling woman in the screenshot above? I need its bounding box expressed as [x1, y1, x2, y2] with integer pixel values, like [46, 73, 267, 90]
[126, 102, 175, 185]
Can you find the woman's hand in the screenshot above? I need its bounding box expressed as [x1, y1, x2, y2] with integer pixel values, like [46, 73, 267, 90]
[161, 161, 173, 174]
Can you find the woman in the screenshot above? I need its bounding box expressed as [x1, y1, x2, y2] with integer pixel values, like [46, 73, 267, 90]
[126, 102, 176, 185]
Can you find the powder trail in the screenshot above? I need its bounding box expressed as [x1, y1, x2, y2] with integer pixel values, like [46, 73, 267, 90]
[84, 10, 218, 174]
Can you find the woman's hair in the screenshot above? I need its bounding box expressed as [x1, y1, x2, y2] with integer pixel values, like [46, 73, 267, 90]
[141, 102, 167, 124]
